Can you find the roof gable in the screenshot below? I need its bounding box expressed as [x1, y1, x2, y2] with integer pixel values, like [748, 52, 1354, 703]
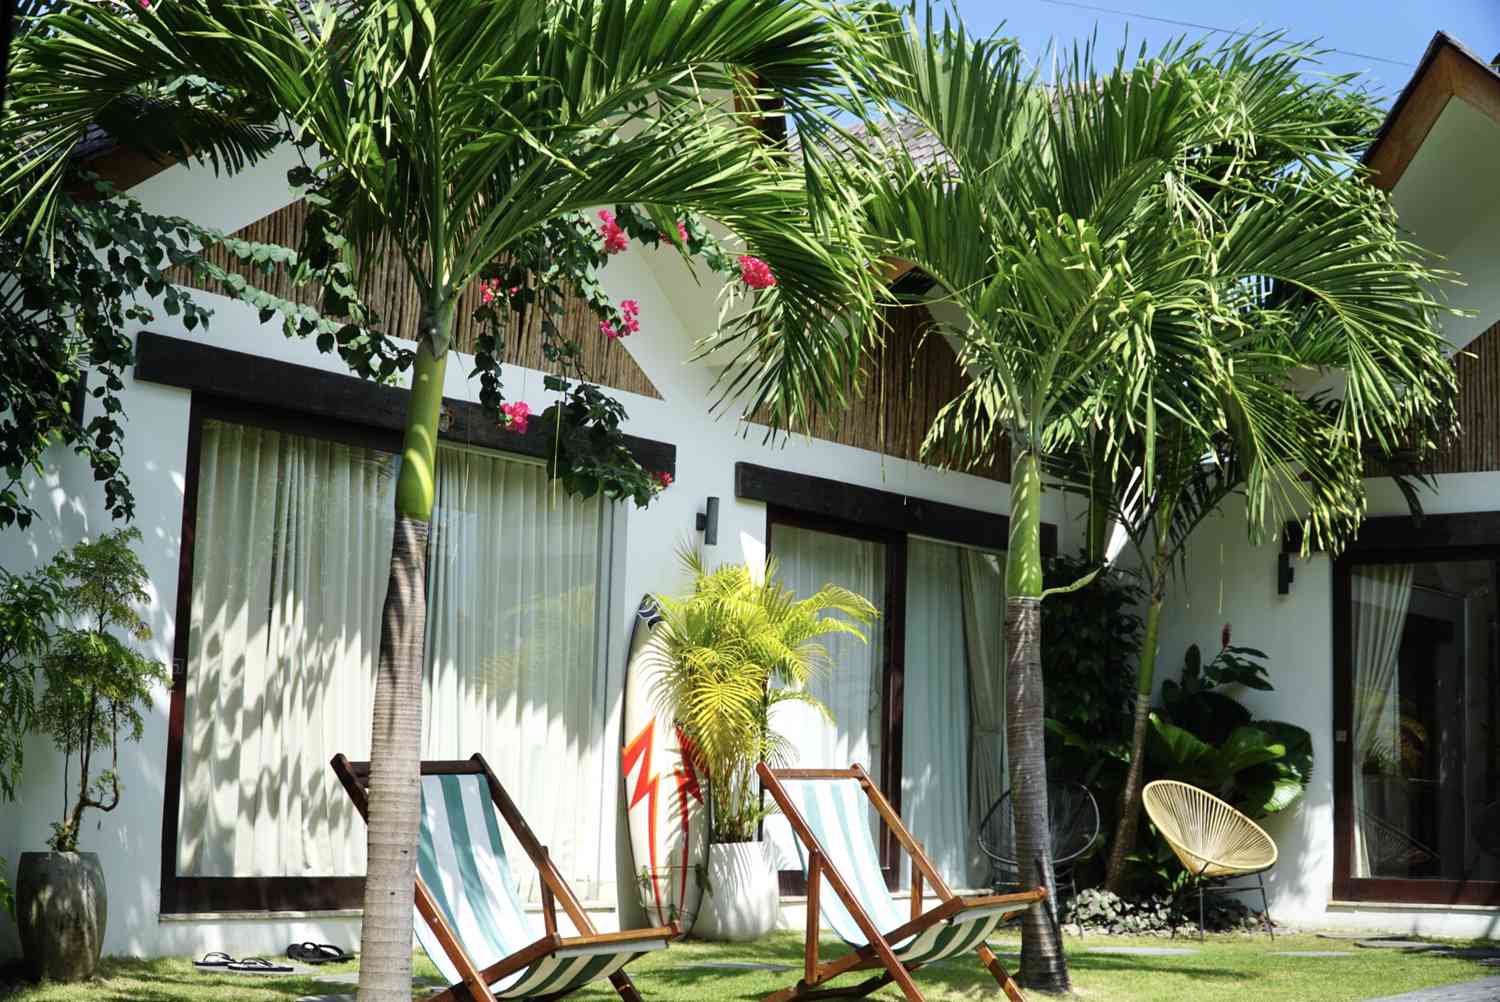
[1365, 32, 1500, 191]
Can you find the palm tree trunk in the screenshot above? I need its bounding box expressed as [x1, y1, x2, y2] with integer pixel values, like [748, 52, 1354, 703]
[359, 337, 449, 1002]
[1103, 589, 1162, 893]
[1103, 520, 1171, 895]
[1005, 451, 1070, 994]
[1085, 435, 1109, 565]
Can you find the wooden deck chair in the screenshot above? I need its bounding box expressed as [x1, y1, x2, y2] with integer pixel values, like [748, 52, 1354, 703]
[332, 754, 677, 1002]
[758, 763, 1047, 1002]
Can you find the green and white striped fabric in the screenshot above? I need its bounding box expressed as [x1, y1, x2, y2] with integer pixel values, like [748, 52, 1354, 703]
[417, 773, 665, 998]
[781, 777, 1027, 966]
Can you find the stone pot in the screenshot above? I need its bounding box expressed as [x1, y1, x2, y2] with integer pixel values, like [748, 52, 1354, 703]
[694, 840, 779, 942]
[16, 851, 108, 982]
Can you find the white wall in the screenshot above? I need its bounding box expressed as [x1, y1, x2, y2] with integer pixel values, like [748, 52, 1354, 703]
[0, 151, 1080, 958]
[1153, 474, 1500, 938]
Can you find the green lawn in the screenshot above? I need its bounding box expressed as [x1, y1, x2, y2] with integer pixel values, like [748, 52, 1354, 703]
[1, 932, 1493, 1001]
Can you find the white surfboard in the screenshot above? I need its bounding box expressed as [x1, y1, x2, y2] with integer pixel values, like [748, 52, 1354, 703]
[621, 596, 707, 934]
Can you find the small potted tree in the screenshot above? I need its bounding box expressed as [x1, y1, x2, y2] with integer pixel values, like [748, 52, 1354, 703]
[17, 529, 166, 982]
[652, 550, 875, 941]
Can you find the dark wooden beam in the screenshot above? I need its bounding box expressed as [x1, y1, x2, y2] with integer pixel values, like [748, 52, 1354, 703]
[1287, 510, 1500, 555]
[737, 461, 1055, 555]
[133, 331, 675, 474]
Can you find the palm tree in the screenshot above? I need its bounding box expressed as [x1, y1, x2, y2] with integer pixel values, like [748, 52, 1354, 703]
[4, 3, 886, 998]
[651, 548, 877, 842]
[763, 13, 1456, 992]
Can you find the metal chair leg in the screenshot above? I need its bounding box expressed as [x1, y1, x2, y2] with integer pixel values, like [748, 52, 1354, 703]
[1257, 871, 1273, 940]
[1198, 881, 1206, 942]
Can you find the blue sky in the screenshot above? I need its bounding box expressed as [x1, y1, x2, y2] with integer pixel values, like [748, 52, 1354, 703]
[949, 0, 1500, 104]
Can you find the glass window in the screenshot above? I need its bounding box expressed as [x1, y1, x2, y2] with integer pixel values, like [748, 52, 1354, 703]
[902, 539, 1005, 889]
[763, 523, 887, 871]
[764, 517, 1006, 890]
[177, 419, 614, 900]
[1349, 559, 1500, 882]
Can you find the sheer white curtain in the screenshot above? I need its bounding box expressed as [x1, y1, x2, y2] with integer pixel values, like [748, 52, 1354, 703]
[901, 539, 971, 888]
[179, 422, 612, 899]
[764, 524, 885, 869]
[180, 420, 395, 879]
[1350, 563, 1415, 877]
[959, 548, 1006, 887]
[424, 445, 612, 900]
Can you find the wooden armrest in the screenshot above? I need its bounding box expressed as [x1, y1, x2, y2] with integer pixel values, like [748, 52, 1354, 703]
[476, 933, 564, 985]
[558, 925, 678, 949]
[958, 888, 1048, 910]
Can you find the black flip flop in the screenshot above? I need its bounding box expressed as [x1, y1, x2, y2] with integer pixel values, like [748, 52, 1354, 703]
[193, 952, 235, 969]
[287, 942, 350, 965]
[226, 957, 295, 974]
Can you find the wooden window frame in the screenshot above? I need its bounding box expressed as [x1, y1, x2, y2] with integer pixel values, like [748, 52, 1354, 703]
[142, 334, 675, 916]
[1331, 510, 1500, 906]
[744, 463, 1057, 895]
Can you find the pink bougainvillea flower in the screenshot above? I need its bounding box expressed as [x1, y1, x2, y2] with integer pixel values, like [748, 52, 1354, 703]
[661, 220, 689, 244]
[652, 471, 674, 490]
[600, 320, 620, 339]
[598, 209, 628, 254]
[737, 254, 776, 289]
[621, 299, 639, 317]
[500, 401, 531, 435]
[624, 316, 640, 334]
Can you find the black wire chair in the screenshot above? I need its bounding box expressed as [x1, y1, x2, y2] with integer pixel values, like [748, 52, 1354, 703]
[977, 781, 1101, 901]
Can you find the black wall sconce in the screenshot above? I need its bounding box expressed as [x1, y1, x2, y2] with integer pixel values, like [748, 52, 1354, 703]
[696, 496, 720, 546]
[1277, 551, 1295, 595]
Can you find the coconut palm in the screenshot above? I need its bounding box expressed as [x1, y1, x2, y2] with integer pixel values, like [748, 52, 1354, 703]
[3, 3, 887, 998]
[761, 12, 1457, 992]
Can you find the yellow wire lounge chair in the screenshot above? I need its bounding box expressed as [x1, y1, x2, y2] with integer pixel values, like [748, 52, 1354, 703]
[1142, 780, 1278, 940]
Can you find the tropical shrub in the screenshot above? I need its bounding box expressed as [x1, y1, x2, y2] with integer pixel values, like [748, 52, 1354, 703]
[34, 529, 168, 853]
[1147, 641, 1315, 819]
[651, 550, 876, 843]
[1042, 552, 1144, 788]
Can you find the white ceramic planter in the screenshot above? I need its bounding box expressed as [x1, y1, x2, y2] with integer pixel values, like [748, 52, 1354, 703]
[694, 840, 780, 942]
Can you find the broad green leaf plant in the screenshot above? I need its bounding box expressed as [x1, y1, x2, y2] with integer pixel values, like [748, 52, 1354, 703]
[650, 549, 877, 843]
[4, 3, 890, 997]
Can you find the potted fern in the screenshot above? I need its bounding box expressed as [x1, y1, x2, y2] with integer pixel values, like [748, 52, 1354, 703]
[16, 530, 166, 982]
[651, 550, 875, 941]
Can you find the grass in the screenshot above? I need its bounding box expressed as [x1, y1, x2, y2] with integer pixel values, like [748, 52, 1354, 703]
[0, 931, 1493, 1001]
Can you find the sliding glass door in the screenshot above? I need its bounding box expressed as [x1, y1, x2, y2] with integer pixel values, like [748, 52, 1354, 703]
[1336, 552, 1500, 902]
[765, 508, 1006, 891]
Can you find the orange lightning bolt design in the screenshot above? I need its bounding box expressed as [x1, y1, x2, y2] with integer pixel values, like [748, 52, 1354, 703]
[622, 718, 666, 921]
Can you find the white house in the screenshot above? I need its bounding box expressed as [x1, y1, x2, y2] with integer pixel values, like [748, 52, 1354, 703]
[1155, 33, 1500, 938]
[0, 113, 1080, 962]
[1, 28, 1497, 963]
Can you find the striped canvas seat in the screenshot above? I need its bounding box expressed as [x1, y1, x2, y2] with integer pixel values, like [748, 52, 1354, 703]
[781, 777, 1030, 967]
[332, 754, 674, 1002]
[758, 764, 1046, 1002]
[418, 772, 665, 997]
